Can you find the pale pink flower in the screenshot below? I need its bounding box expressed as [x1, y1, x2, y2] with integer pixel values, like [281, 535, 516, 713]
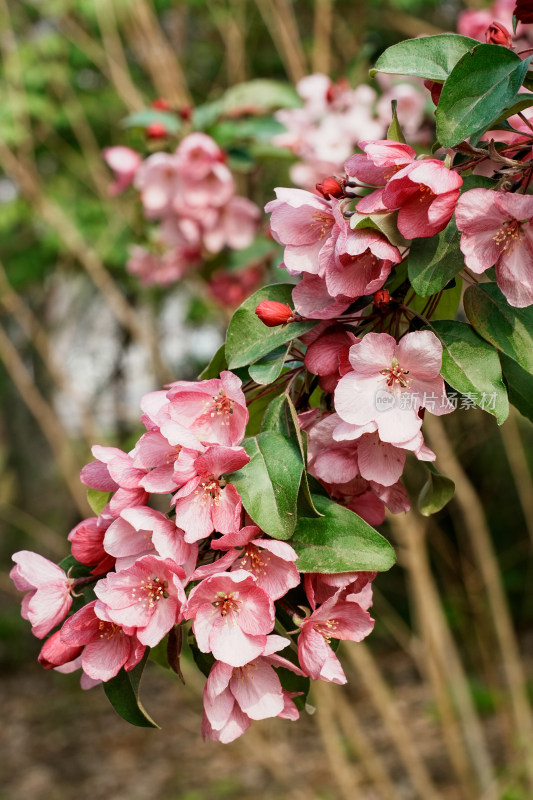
[185, 570, 275, 666]
[134, 152, 182, 219]
[201, 634, 303, 742]
[381, 159, 462, 239]
[202, 197, 261, 254]
[80, 445, 148, 517]
[102, 146, 141, 195]
[10, 551, 73, 638]
[126, 244, 200, 288]
[172, 445, 250, 543]
[265, 188, 335, 275]
[212, 525, 300, 600]
[94, 554, 186, 647]
[59, 601, 146, 682]
[132, 420, 205, 493]
[166, 371, 248, 447]
[175, 132, 225, 180]
[334, 331, 453, 446]
[345, 139, 416, 214]
[292, 273, 351, 320]
[297, 593, 374, 683]
[455, 188, 533, 308]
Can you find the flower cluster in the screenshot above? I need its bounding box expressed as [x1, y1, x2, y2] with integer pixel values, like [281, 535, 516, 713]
[11, 368, 377, 743]
[273, 73, 427, 190]
[103, 132, 261, 289]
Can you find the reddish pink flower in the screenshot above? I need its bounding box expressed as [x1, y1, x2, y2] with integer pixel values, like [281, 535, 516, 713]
[38, 630, 82, 670]
[80, 445, 148, 516]
[292, 273, 351, 320]
[345, 139, 416, 214]
[265, 188, 335, 275]
[102, 146, 141, 195]
[10, 551, 73, 638]
[172, 445, 249, 542]
[201, 635, 302, 742]
[166, 371, 248, 447]
[132, 420, 205, 493]
[94, 555, 186, 647]
[304, 326, 358, 393]
[334, 331, 453, 445]
[126, 244, 200, 287]
[209, 265, 263, 309]
[304, 571, 376, 610]
[455, 188, 533, 307]
[212, 525, 300, 600]
[381, 159, 462, 239]
[297, 593, 374, 683]
[59, 601, 146, 682]
[185, 570, 275, 666]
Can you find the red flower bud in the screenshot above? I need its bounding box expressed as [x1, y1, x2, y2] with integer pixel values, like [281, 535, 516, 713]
[485, 21, 513, 47]
[316, 176, 345, 198]
[146, 122, 168, 139]
[373, 289, 391, 309]
[255, 300, 296, 327]
[151, 98, 173, 111]
[514, 0, 533, 25]
[179, 105, 193, 122]
[423, 80, 443, 106]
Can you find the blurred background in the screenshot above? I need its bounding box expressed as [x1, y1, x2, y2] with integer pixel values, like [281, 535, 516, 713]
[2, 1, 533, 798]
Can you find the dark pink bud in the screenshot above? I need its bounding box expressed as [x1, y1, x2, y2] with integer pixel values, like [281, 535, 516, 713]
[179, 105, 193, 122]
[485, 21, 513, 47]
[316, 176, 345, 199]
[423, 80, 443, 106]
[255, 300, 296, 327]
[38, 631, 82, 669]
[373, 289, 391, 309]
[151, 98, 172, 111]
[146, 122, 168, 139]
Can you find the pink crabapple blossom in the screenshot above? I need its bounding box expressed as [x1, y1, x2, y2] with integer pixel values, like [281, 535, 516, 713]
[10, 551, 73, 638]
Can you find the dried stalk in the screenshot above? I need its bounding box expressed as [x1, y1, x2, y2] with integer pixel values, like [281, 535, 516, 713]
[253, 0, 307, 83]
[499, 409, 533, 547]
[425, 415, 533, 791]
[312, 0, 333, 75]
[344, 642, 443, 800]
[0, 321, 88, 515]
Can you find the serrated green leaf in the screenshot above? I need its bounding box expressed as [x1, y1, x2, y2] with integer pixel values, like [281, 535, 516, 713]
[291, 494, 396, 573]
[103, 651, 159, 729]
[418, 464, 455, 516]
[436, 45, 532, 147]
[87, 488, 111, 516]
[464, 283, 533, 374]
[248, 345, 289, 385]
[226, 432, 303, 540]
[500, 352, 533, 423]
[225, 284, 315, 369]
[408, 218, 464, 296]
[431, 320, 509, 424]
[371, 34, 479, 81]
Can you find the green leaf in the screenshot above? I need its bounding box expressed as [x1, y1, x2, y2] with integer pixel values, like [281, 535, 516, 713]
[431, 320, 509, 424]
[291, 494, 396, 573]
[261, 393, 291, 434]
[408, 279, 462, 322]
[418, 464, 455, 516]
[198, 344, 228, 380]
[490, 94, 533, 126]
[248, 345, 289, 385]
[103, 651, 159, 729]
[281, 394, 323, 518]
[87, 488, 111, 516]
[57, 554, 90, 579]
[436, 45, 532, 147]
[121, 109, 181, 135]
[225, 284, 315, 369]
[351, 211, 409, 248]
[219, 80, 301, 115]
[387, 99, 407, 143]
[500, 352, 533, 423]
[464, 283, 533, 374]
[227, 432, 303, 540]
[408, 218, 464, 296]
[370, 34, 479, 81]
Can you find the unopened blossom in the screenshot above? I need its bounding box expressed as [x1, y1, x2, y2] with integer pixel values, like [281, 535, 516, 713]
[166, 371, 248, 447]
[68, 517, 115, 576]
[455, 188, 533, 307]
[94, 555, 186, 647]
[297, 593, 374, 683]
[59, 601, 146, 682]
[255, 300, 296, 327]
[202, 635, 303, 742]
[303, 326, 358, 393]
[185, 570, 275, 667]
[10, 551, 73, 638]
[172, 445, 250, 542]
[102, 146, 141, 195]
[334, 331, 453, 445]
